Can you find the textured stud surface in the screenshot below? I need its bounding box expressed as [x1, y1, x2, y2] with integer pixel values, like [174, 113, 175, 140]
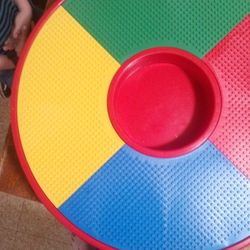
[64, 0, 249, 61]
[12, 1, 250, 249]
[205, 15, 250, 179]
[60, 143, 250, 250]
[17, 7, 123, 207]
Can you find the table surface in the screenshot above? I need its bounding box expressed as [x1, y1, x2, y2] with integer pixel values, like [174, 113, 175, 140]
[2, 1, 249, 249]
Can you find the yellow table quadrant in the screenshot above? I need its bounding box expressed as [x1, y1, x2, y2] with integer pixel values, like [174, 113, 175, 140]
[17, 7, 123, 207]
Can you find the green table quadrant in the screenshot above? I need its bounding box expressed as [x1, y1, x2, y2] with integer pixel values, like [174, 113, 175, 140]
[64, 0, 249, 62]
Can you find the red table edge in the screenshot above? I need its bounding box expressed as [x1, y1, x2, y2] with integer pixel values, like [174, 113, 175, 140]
[10, 0, 250, 249]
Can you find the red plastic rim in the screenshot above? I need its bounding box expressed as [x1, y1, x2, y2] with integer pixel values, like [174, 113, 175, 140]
[108, 47, 222, 158]
[11, 2, 249, 249]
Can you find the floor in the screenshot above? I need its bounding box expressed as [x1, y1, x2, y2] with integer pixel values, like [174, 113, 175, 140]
[0, 98, 10, 151]
[0, 192, 73, 250]
[0, 124, 39, 201]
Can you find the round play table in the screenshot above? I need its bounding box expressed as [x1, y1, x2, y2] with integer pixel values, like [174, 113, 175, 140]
[12, 1, 250, 249]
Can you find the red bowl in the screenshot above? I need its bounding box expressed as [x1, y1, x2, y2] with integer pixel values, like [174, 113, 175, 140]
[108, 47, 221, 158]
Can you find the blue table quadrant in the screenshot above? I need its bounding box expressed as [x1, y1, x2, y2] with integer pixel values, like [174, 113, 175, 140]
[60, 141, 250, 250]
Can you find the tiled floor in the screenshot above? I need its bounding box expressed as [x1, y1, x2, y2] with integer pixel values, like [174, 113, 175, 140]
[0, 192, 73, 250]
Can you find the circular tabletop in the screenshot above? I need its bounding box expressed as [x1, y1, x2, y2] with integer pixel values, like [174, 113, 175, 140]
[12, 1, 250, 249]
